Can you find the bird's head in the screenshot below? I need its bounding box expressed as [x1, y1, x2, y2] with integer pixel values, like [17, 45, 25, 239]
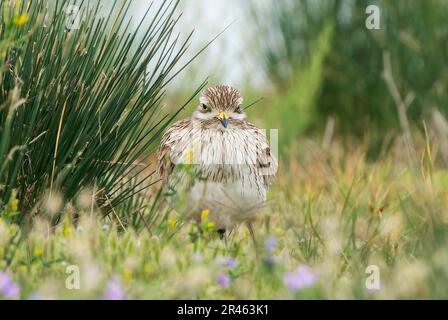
[192, 85, 246, 128]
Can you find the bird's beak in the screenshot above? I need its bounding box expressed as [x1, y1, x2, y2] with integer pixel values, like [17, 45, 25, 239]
[216, 111, 230, 128]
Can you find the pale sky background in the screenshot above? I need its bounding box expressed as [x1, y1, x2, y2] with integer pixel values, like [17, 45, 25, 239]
[128, 0, 266, 90]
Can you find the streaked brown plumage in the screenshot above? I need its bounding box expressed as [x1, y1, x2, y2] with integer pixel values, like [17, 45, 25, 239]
[157, 85, 277, 230]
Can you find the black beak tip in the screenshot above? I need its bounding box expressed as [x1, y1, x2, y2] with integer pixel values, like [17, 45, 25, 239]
[220, 118, 229, 128]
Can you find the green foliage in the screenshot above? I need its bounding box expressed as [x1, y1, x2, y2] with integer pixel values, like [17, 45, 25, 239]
[263, 23, 333, 154]
[0, 0, 202, 219]
[248, 0, 448, 151]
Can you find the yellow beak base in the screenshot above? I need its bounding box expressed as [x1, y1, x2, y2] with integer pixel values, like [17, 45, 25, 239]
[216, 112, 230, 128]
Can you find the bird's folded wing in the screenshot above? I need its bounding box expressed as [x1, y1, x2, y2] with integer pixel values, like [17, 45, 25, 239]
[247, 123, 278, 186]
[157, 118, 191, 183]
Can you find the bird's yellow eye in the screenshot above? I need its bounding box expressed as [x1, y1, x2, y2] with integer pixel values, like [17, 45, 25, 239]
[200, 103, 210, 112]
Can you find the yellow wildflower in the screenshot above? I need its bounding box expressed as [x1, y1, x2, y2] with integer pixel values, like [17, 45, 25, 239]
[63, 225, 72, 237]
[168, 218, 177, 230]
[13, 14, 29, 26]
[206, 222, 215, 230]
[201, 209, 209, 221]
[34, 247, 43, 258]
[123, 268, 132, 285]
[10, 199, 19, 211]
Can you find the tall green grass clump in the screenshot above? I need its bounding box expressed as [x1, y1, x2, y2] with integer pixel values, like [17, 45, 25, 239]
[0, 0, 201, 223]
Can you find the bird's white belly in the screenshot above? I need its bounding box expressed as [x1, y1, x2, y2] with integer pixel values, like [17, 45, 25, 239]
[165, 123, 273, 229]
[188, 178, 266, 229]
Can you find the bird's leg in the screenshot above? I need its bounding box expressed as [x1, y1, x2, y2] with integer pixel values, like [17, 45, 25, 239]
[217, 228, 226, 240]
[217, 228, 230, 249]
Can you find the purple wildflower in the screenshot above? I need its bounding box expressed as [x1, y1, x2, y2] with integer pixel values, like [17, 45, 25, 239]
[217, 274, 231, 288]
[224, 257, 238, 268]
[265, 236, 277, 253]
[215, 256, 238, 268]
[103, 277, 126, 300]
[0, 272, 20, 299]
[283, 265, 316, 293]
